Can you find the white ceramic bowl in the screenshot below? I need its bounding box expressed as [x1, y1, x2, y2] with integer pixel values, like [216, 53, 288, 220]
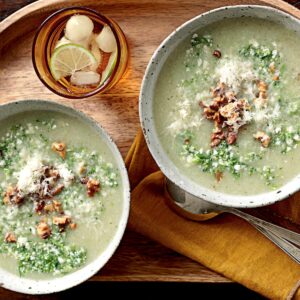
[140, 5, 300, 208]
[0, 100, 130, 294]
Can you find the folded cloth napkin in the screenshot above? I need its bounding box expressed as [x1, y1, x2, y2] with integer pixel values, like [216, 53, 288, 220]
[125, 129, 300, 300]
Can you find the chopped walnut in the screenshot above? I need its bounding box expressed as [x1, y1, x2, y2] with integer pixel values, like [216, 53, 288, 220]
[44, 166, 60, 181]
[219, 102, 238, 120]
[203, 107, 217, 120]
[201, 82, 251, 147]
[53, 200, 63, 213]
[44, 202, 55, 213]
[37, 221, 51, 239]
[78, 162, 86, 175]
[86, 179, 100, 197]
[44, 199, 62, 213]
[184, 138, 190, 145]
[69, 223, 77, 230]
[213, 50, 222, 58]
[212, 82, 226, 97]
[213, 112, 222, 124]
[257, 80, 268, 93]
[35, 200, 45, 214]
[225, 91, 237, 103]
[51, 142, 66, 159]
[53, 215, 71, 232]
[215, 171, 223, 182]
[50, 184, 64, 196]
[3, 186, 24, 206]
[3, 187, 12, 205]
[210, 138, 222, 148]
[254, 81, 268, 108]
[5, 232, 16, 243]
[253, 131, 271, 148]
[53, 215, 71, 226]
[236, 99, 251, 110]
[226, 131, 238, 145]
[210, 127, 225, 148]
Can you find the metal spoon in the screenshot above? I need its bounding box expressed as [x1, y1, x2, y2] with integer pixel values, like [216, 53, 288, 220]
[166, 180, 300, 264]
[254, 225, 300, 264]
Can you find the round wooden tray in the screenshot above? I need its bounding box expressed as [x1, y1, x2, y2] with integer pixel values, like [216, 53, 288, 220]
[1, 0, 300, 157]
[0, 0, 299, 294]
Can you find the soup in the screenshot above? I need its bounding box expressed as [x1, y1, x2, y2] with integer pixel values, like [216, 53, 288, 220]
[154, 17, 300, 195]
[0, 111, 123, 278]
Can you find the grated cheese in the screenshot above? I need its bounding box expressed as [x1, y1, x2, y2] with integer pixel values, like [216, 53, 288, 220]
[214, 58, 257, 94]
[57, 164, 74, 187]
[17, 154, 44, 194]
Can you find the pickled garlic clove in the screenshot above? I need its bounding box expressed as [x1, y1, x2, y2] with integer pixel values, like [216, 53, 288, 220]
[70, 71, 100, 86]
[55, 36, 71, 49]
[65, 15, 94, 44]
[74, 36, 91, 49]
[89, 35, 102, 72]
[95, 25, 117, 53]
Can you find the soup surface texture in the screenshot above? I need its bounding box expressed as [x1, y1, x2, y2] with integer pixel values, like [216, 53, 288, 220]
[154, 18, 300, 195]
[0, 111, 123, 278]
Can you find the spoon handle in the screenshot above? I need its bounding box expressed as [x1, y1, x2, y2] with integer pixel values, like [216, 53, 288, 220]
[227, 208, 300, 247]
[165, 180, 300, 263]
[252, 224, 300, 264]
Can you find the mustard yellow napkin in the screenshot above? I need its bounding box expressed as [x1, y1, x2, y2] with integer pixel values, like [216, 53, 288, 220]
[126, 129, 300, 300]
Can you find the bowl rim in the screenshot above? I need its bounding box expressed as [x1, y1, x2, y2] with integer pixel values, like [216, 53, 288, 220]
[32, 6, 124, 99]
[139, 4, 300, 208]
[0, 99, 130, 294]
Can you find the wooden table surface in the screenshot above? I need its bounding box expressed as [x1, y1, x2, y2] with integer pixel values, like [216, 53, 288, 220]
[0, 0, 299, 298]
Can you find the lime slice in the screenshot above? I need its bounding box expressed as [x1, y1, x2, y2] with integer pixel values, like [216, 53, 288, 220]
[50, 44, 97, 81]
[100, 51, 117, 85]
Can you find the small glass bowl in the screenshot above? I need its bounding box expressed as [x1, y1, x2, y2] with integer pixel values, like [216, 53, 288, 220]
[32, 7, 128, 99]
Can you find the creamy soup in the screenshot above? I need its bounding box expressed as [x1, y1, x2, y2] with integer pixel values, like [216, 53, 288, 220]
[154, 18, 300, 195]
[0, 111, 123, 278]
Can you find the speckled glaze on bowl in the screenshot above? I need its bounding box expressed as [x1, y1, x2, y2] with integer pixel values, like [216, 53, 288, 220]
[140, 5, 300, 208]
[0, 100, 130, 294]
